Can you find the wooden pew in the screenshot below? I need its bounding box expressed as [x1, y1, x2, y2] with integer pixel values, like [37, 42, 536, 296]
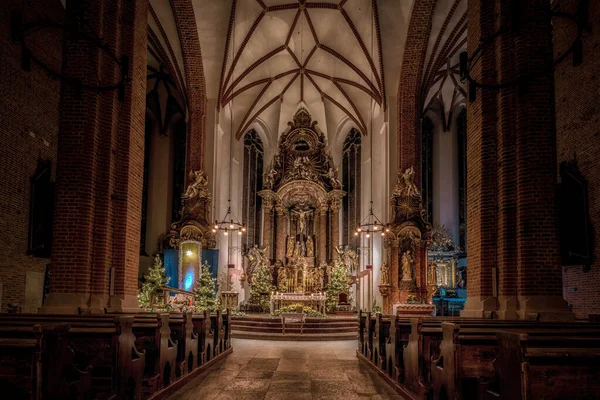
[0, 314, 146, 400]
[191, 311, 212, 364]
[362, 312, 375, 360]
[489, 330, 600, 400]
[429, 321, 600, 400]
[222, 309, 232, 351]
[358, 311, 367, 353]
[168, 311, 199, 376]
[210, 310, 225, 358]
[131, 313, 178, 396]
[0, 323, 92, 399]
[373, 313, 391, 370]
[383, 316, 412, 384]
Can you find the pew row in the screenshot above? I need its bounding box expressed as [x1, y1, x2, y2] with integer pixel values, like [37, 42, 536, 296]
[356, 313, 600, 400]
[0, 310, 233, 400]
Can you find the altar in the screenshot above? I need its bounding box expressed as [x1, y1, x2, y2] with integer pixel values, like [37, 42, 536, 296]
[270, 292, 326, 314]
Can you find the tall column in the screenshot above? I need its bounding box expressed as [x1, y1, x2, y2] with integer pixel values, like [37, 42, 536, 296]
[42, 0, 148, 313]
[330, 199, 341, 262]
[275, 205, 287, 264]
[514, 0, 571, 321]
[461, 0, 498, 318]
[262, 199, 273, 258]
[318, 207, 327, 266]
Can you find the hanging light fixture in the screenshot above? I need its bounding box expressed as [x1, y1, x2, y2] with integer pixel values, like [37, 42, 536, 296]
[355, 11, 387, 239]
[213, 17, 245, 239]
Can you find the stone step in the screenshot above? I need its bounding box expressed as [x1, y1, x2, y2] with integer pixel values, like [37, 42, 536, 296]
[231, 330, 358, 341]
[232, 325, 358, 334]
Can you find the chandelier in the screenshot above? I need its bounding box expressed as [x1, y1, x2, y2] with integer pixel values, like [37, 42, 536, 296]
[355, 201, 389, 238]
[213, 199, 245, 236]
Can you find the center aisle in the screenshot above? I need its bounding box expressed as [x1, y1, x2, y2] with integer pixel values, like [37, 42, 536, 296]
[166, 338, 406, 400]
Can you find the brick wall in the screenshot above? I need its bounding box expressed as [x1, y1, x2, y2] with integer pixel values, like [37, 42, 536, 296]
[0, 0, 64, 312]
[554, 0, 600, 319]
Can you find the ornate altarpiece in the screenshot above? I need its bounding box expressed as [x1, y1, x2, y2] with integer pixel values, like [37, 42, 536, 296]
[258, 108, 345, 292]
[381, 167, 432, 314]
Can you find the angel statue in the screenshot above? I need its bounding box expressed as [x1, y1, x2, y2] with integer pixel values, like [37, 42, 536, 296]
[394, 166, 420, 198]
[323, 167, 342, 189]
[335, 245, 358, 273]
[182, 170, 209, 200]
[245, 245, 269, 283]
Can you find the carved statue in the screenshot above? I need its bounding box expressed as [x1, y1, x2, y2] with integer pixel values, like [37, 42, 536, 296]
[323, 167, 342, 189]
[306, 236, 314, 257]
[293, 209, 311, 234]
[292, 156, 317, 181]
[182, 170, 209, 200]
[245, 245, 269, 283]
[264, 167, 278, 190]
[380, 262, 390, 286]
[286, 236, 295, 258]
[401, 250, 413, 281]
[293, 241, 301, 258]
[335, 245, 358, 273]
[394, 167, 420, 198]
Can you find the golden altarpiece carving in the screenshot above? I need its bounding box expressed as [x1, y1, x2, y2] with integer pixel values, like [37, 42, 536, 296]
[257, 108, 345, 293]
[380, 167, 433, 314]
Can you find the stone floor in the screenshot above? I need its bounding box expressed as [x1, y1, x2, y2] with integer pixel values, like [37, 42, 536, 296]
[166, 338, 406, 400]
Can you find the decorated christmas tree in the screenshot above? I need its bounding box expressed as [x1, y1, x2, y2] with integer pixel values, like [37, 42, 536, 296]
[138, 255, 171, 311]
[192, 261, 219, 311]
[250, 264, 273, 311]
[326, 264, 349, 312]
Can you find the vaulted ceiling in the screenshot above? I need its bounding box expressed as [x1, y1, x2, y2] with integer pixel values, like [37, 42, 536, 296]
[147, 0, 467, 143]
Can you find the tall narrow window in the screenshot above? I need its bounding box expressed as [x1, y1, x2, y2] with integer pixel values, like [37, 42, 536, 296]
[172, 119, 187, 223]
[342, 129, 361, 247]
[421, 117, 434, 223]
[456, 109, 467, 251]
[242, 130, 264, 248]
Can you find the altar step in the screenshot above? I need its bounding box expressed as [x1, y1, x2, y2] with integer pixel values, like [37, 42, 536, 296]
[231, 316, 359, 341]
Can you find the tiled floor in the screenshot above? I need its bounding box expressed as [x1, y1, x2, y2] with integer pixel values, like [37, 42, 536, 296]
[166, 339, 405, 400]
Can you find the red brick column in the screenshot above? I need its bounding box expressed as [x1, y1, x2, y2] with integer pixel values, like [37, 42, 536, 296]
[396, 0, 437, 183]
[42, 0, 148, 313]
[170, 0, 207, 178]
[461, 0, 498, 317]
[513, 0, 571, 320]
[495, 0, 518, 319]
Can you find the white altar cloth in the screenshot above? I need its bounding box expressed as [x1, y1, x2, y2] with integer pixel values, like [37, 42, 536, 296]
[270, 293, 326, 314]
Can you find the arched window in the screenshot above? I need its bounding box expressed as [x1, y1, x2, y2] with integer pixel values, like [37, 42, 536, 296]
[242, 130, 264, 248]
[171, 119, 187, 223]
[342, 128, 361, 247]
[421, 117, 434, 223]
[456, 109, 467, 250]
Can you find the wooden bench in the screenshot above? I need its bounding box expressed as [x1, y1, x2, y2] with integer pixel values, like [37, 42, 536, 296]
[0, 314, 146, 400]
[191, 311, 212, 364]
[0, 323, 92, 399]
[168, 311, 199, 376]
[210, 310, 225, 358]
[484, 330, 600, 400]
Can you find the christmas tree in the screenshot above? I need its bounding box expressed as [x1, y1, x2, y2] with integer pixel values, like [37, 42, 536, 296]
[326, 264, 349, 312]
[250, 263, 273, 311]
[192, 261, 219, 311]
[138, 255, 171, 311]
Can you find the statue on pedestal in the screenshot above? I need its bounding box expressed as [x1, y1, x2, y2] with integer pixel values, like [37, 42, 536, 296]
[306, 237, 314, 257]
[401, 250, 413, 281]
[286, 236, 294, 258]
[380, 262, 390, 286]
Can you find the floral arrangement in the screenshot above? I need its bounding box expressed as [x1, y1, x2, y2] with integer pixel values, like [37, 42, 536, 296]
[273, 303, 324, 317]
[406, 295, 426, 304]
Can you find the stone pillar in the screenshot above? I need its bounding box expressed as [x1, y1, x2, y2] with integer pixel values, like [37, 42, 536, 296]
[275, 206, 287, 264]
[388, 238, 400, 312]
[513, 0, 571, 321]
[42, 0, 148, 314]
[330, 199, 341, 262]
[262, 200, 273, 257]
[461, 0, 498, 318]
[318, 207, 327, 266]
